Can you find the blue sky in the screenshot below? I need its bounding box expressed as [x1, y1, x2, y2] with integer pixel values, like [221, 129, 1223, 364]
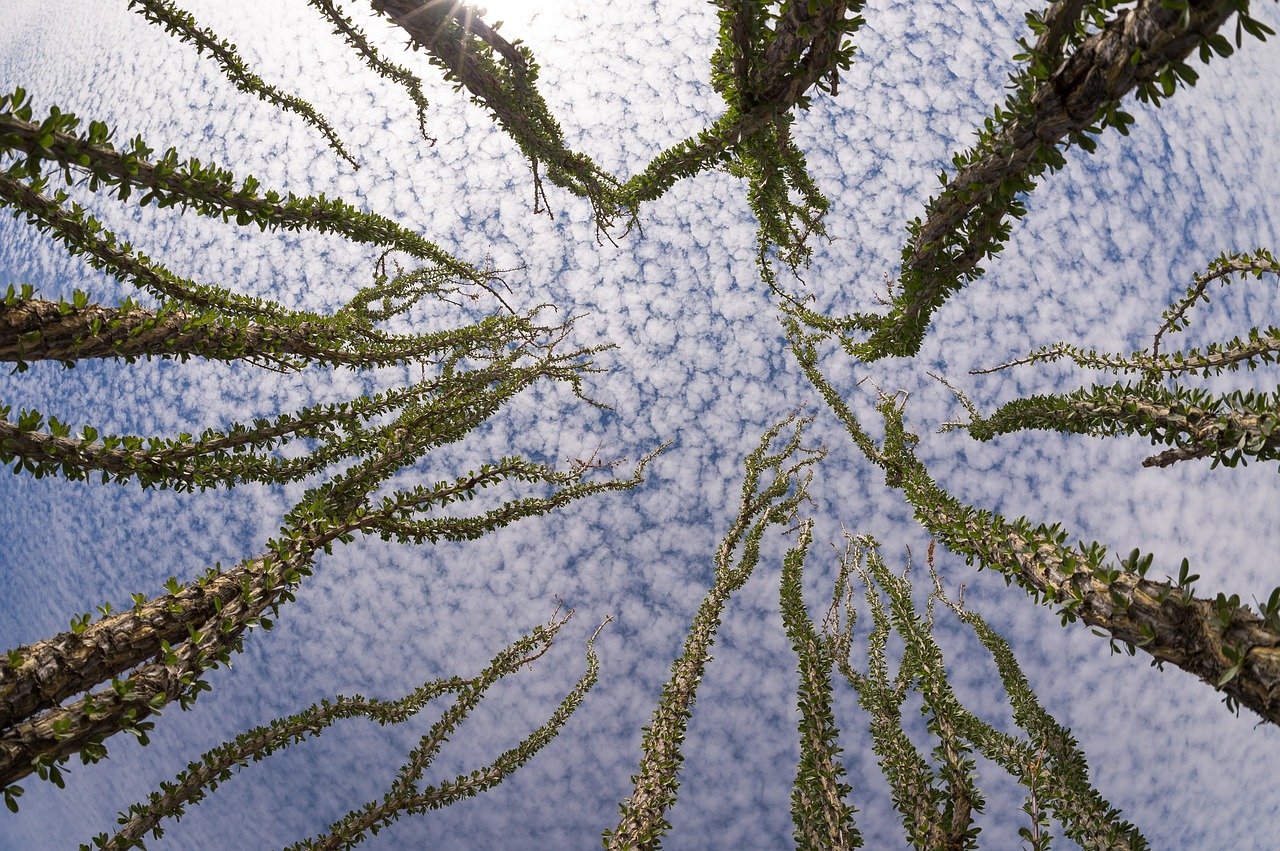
[2, 1, 1280, 848]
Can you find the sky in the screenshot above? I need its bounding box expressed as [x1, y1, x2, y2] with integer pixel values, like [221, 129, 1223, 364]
[2, 1, 1280, 849]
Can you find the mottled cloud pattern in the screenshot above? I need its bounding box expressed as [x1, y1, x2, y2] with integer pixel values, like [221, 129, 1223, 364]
[2, 1, 1280, 849]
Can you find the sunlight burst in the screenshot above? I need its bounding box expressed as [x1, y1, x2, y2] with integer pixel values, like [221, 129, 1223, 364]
[471, 0, 563, 28]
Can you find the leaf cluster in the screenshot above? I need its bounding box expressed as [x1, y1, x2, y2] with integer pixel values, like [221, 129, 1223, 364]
[607, 408, 1146, 848]
[845, 0, 1272, 360]
[82, 609, 603, 851]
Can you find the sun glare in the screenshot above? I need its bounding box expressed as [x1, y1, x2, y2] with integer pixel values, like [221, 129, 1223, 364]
[470, 0, 564, 28]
